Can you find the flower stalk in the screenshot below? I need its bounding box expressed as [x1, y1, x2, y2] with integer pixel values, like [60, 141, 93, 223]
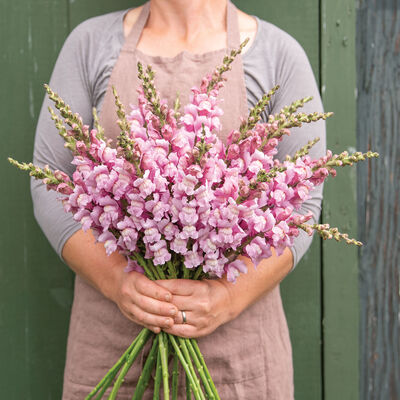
[132, 335, 159, 400]
[159, 332, 170, 400]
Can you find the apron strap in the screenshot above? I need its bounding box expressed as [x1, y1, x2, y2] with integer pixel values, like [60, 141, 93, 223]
[226, 1, 241, 49]
[123, 1, 241, 52]
[123, 1, 151, 52]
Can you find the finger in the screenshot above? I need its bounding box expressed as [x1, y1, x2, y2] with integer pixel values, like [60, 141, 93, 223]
[146, 326, 161, 334]
[169, 295, 195, 312]
[155, 279, 197, 296]
[134, 274, 173, 302]
[130, 303, 174, 329]
[163, 324, 207, 339]
[133, 293, 178, 318]
[173, 310, 195, 325]
[170, 295, 213, 320]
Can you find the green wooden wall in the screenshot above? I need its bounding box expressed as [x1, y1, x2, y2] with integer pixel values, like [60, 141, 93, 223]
[320, 2, 359, 399]
[0, 0, 358, 398]
[357, 0, 400, 398]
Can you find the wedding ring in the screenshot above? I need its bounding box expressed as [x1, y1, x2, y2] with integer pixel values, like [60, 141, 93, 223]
[181, 310, 187, 324]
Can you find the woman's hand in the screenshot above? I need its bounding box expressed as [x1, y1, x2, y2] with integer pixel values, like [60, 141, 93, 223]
[155, 278, 236, 338]
[63, 230, 178, 334]
[111, 270, 179, 334]
[155, 249, 294, 338]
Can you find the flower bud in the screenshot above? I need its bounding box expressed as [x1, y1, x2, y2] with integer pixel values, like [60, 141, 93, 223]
[54, 170, 69, 182]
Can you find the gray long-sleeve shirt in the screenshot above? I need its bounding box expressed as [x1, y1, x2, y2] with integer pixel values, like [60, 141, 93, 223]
[31, 9, 326, 267]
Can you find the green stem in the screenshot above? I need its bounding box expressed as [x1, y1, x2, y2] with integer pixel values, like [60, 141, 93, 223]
[150, 260, 166, 280]
[186, 374, 192, 400]
[167, 334, 203, 400]
[183, 267, 190, 279]
[108, 329, 153, 400]
[185, 339, 216, 400]
[159, 332, 170, 400]
[94, 373, 117, 400]
[190, 339, 220, 400]
[85, 333, 142, 399]
[193, 267, 203, 281]
[178, 338, 205, 400]
[153, 351, 162, 400]
[134, 254, 156, 280]
[132, 336, 159, 400]
[172, 353, 179, 400]
[167, 261, 178, 279]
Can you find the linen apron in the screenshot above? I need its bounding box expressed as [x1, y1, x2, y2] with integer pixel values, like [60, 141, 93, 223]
[62, 2, 294, 399]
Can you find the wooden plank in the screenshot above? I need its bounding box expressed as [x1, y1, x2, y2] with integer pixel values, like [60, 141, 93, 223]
[0, 1, 71, 399]
[234, 2, 323, 399]
[280, 245, 322, 400]
[356, 1, 400, 398]
[320, 1, 359, 399]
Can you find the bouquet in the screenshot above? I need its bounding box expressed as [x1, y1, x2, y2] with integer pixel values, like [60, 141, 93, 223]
[9, 42, 378, 399]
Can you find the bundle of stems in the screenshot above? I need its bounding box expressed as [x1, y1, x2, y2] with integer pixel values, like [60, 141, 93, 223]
[85, 259, 220, 400]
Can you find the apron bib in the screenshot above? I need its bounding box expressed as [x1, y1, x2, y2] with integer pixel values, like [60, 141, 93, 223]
[62, 2, 294, 398]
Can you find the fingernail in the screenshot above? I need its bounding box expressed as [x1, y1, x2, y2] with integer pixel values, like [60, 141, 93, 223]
[170, 308, 176, 316]
[165, 318, 172, 327]
[165, 293, 171, 302]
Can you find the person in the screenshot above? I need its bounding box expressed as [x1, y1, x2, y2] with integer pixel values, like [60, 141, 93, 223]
[32, 0, 326, 398]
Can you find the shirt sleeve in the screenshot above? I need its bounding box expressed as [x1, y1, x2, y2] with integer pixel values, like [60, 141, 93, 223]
[31, 23, 94, 259]
[271, 30, 326, 268]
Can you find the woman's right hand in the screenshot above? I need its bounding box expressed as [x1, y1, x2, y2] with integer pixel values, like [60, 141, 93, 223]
[111, 270, 178, 334]
[62, 230, 178, 334]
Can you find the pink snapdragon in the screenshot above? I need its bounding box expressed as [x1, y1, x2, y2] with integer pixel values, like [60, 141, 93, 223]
[37, 66, 339, 284]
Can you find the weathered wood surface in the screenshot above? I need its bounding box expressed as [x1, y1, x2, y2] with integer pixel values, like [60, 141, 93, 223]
[356, 1, 400, 399]
[321, 1, 359, 399]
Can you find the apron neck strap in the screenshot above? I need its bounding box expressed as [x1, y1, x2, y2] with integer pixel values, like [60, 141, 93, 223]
[124, 1, 151, 51]
[226, 1, 241, 49]
[124, 0, 241, 51]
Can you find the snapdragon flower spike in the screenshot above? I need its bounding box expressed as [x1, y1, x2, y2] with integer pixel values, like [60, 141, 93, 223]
[112, 87, 143, 177]
[8, 158, 74, 194]
[239, 85, 280, 135]
[45, 84, 88, 144]
[9, 42, 378, 284]
[308, 150, 379, 185]
[137, 62, 169, 128]
[205, 38, 249, 93]
[295, 222, 363, 246]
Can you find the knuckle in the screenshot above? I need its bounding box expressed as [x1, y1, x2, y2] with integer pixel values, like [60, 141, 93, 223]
[136, 296, 146, 310]
[135, 310, 145, 324]
[199, 282, 208, 295]
[120, 283, 131, 298]
[161, 317, 173, 328]
[135, 278, 146, 293]
[199, 300, 211, 314]
[198, 316, 209, 329]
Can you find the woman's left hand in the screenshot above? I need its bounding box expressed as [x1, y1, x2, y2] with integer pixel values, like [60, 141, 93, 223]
[155, 278, 237, 338]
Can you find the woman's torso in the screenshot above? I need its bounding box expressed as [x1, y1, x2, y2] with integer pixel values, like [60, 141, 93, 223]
[62, 3, 295, 399]
[29, 4, 327, 399]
